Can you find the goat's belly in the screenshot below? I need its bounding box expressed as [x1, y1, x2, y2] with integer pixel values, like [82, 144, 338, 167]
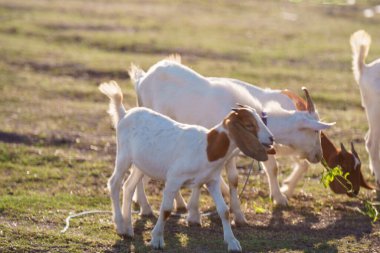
[133, 160, 168, 181]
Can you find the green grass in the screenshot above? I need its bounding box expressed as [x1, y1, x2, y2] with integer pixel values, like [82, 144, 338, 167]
[0, 0, 380, 252]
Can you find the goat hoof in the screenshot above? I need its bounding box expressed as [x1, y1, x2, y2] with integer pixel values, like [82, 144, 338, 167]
[176, 206, 188, 214]
[227, 237, 242, 252]
[233, 219, 248, 227]
[280, 185, 292, 198]
[119, 233, 134, 240]
[187, 221, 202, 227]
[272, 194, 289, 206]
[140, 211, 155, 218]
[150, 235, 165, 250]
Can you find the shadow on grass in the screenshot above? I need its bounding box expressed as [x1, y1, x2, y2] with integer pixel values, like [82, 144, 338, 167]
[250, 203, 373, 252]
[0, 130, 77, 146]
[107, 201, 374, 253]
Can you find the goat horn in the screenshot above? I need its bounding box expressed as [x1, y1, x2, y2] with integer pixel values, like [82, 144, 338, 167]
[350, 141, 359, 158]
[302, 87, 315, 113]
[340, 142, 348, 154]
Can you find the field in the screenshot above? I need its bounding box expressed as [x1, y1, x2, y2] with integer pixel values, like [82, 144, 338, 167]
[1, 0, 380, 252]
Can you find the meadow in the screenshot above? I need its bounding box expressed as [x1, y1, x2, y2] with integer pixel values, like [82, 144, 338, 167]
[0, 0, 380, 252]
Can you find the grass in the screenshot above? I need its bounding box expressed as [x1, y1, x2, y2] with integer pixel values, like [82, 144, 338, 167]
[0, 0, 380, 252]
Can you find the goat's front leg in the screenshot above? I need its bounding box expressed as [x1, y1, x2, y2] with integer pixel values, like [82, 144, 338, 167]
[262, 156, 288, 206]
[121, 167, 144, 238]
[150, 179, 182, 250]
[207, 179, 242, 253]
[281, 159, 309, 198]
[225, 157, 247, 226]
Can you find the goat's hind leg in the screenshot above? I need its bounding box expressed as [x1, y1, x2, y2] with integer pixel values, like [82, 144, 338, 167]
[108, 153, 132, 236]
[121, 167, 144, 238]
[134, 175, 154, 216]
[225, 157, 247, 226]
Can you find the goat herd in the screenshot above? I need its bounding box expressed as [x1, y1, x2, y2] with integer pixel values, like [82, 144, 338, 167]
[97, 30, 379, 252]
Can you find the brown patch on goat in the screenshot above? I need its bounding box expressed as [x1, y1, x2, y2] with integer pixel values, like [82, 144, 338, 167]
[206, 129, 230, 162]
[230, 177, 238, 189]
[224, 210, 230, 221]
[163, 210, 171, 221]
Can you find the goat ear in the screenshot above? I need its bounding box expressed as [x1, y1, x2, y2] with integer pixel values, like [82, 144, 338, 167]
[340, 143, 348, 155]
[350, 141, 359, 159]
[300, 118, 335, 131]
[228, 121, 268, 161]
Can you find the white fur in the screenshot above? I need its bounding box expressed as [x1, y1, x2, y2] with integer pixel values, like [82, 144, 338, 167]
[99, 81, 273, 252]
[351, 30, 380, 186]
[130, 59, 334, 225]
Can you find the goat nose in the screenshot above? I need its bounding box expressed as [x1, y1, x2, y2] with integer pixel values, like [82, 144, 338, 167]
[269, 136, 274, 143]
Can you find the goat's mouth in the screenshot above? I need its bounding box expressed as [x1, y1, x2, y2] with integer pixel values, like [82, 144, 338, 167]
[263, 144, 276, 155]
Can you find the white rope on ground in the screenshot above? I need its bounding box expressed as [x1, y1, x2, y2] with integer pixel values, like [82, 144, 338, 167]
[61, 210, 113, 233]
[61, 209, 219, 233]
[61, 161, 257, 233]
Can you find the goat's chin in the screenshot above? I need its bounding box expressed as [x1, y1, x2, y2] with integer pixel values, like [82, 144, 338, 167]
[306, 156, 321, 164]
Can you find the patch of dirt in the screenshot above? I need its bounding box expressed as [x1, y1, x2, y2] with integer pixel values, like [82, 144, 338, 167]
[0, 130, 77, 146]
[42, 23, 132, 32]
[8, 60, 129, 80]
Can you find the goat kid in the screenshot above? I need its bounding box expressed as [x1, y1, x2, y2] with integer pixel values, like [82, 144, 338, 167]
[99, 81, 274, 252]
[351, 30, 380, 190]
[130, 57, 334, 225]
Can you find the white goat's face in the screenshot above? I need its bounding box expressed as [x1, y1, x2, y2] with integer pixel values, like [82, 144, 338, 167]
[289, 112, 333, 163]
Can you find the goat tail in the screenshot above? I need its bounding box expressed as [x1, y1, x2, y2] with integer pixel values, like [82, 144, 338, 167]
[350, 30, 371, 83]
[99, 81, 126, 128]
[128, 63, 146, 106]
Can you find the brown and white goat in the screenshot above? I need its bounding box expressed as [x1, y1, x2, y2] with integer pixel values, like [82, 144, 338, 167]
[281, 90, 374, 196]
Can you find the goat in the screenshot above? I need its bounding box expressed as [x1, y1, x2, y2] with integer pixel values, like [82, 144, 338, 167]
[99, 81, 274, 252]
[350, 30, 380, 190]
[129, 57, 334, 226]
[276, 89, 374, 196]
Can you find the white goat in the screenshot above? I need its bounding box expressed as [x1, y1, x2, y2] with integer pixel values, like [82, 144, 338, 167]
[350, 30, 380, 187]
[130, 57, 334, 226]
[99, 81, 274, 252]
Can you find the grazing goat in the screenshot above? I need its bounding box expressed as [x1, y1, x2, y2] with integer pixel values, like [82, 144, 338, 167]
[130, 57, 334, 225]
[99, 81, 274, 252]
[350, 30, 380, 189]
[270, 89, 374, 196]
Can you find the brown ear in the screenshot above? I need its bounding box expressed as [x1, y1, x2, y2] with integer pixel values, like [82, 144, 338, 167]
[227, 120, 268, 161]
[340, 143, 348, 155]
